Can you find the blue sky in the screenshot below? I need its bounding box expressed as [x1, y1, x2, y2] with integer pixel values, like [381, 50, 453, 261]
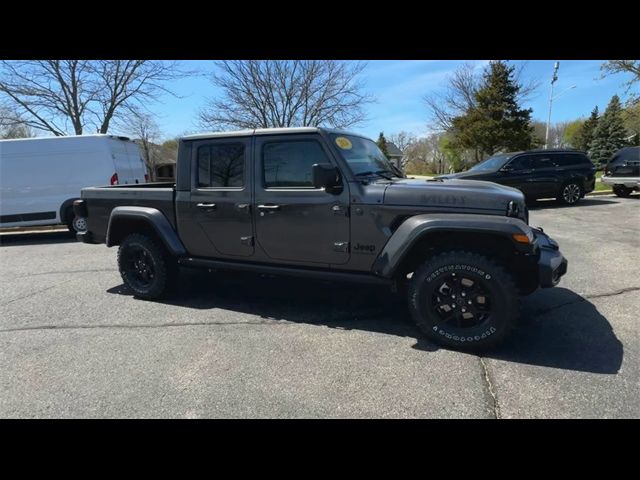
[145, 60, 637, 141]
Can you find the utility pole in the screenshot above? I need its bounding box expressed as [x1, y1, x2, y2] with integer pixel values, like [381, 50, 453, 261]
[545, 62, 560, 149]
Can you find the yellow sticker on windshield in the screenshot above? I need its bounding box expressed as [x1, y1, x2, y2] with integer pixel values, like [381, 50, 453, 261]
[335, 136, 352, 150]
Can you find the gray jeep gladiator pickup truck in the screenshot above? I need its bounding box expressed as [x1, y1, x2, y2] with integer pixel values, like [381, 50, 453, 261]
[75, 127, 567, 350]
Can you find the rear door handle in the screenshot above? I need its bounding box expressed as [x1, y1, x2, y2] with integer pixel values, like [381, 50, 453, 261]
[257, 204, 280, 211]
[196, 203, 217, 211]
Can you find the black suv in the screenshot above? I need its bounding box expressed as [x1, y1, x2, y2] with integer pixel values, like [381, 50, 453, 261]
[436, 149, 596, 205]
[601, 146, 640, 197]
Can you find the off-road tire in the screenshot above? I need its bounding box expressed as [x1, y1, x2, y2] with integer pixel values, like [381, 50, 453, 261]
[408, 250, 518, 351]
[117, 233, 176, 300]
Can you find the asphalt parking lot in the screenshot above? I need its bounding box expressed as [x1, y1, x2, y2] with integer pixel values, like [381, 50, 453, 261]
[0, 195, 638, 418]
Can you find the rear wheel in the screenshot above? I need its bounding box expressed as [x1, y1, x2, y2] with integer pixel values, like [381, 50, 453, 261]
[67, 215, 87, 234]
[613, 185, 633, 198]
[558, 182, 583, 205]
[117, 233, 176, 299]
[408, 251, 518, 351]
[64, 207, 86, 234]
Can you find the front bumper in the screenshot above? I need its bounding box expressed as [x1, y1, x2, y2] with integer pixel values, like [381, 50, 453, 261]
[601, 175, 640, 188]
[533, 228, 567, 288]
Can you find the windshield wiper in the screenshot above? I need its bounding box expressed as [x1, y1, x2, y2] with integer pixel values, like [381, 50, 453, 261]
[354, 170, 395, 180]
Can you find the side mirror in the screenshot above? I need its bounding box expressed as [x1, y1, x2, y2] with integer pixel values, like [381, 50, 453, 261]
[499, 165, 513, 173]
[312, 163, 340, 190]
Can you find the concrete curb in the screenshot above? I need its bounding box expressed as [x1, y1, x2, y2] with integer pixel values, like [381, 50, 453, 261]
[586, 190, 614, 196]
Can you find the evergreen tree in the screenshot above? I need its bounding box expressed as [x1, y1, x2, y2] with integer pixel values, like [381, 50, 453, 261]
[377, 132, 389, 157]
[451, 61, 534, 158]
[590, 95, 629, 166]
[575, 106, 598, 152]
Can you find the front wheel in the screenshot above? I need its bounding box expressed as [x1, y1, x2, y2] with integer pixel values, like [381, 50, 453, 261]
[613, 185, 633, 198]
[558, 182, 583, 205]
[408, 251, 519, 351]
[117, 233, 176, 300]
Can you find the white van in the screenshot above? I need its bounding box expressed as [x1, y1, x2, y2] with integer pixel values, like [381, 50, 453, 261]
[0, 134, 147, 232]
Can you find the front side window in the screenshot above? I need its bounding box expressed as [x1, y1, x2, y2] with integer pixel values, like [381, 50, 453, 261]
[469, 154, 513, 172]
[263, 140, 329, 188]
[197, 143, 245, 188]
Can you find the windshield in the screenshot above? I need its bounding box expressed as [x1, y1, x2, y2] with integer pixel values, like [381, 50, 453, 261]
[469, 154, 513, 172]
[329, 133, 400, 178]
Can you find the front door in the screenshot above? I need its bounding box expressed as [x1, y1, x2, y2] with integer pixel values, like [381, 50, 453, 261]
[253, 135, 350, 265]
[184, 137, 254, 258]
[497, 154, 537, 197]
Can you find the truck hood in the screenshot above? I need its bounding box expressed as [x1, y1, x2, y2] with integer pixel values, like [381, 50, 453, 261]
[435, 170, 493, 180]
[383, 178, 525, 212]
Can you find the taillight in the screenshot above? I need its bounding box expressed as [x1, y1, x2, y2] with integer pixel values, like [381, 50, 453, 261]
[110, 173, 119, 185]
[144, 174, 149, 182]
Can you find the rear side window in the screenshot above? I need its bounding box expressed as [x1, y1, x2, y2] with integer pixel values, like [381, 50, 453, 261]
[197, 143, 245, 188]
[263, 140, 328, 188]
[554, 153, 590, 167]
[509, 155, 555, 170]
[531, 155, 555, 169]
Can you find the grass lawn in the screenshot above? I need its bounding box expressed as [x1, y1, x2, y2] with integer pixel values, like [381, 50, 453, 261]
[595, 170, 612, 192]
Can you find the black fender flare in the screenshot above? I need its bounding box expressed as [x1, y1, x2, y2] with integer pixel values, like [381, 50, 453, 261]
[106, 206, 187, 256]
[59, 198, 81, 224]
[371, 213, 534, 278]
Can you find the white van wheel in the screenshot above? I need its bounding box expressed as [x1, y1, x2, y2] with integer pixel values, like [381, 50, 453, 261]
[69, 215, 87, 234]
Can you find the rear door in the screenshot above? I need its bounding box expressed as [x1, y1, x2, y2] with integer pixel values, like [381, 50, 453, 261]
[253, 134, 350, 265]
[180, 136, 254, 258]
[124, 141, 147, 183]
[110, 139, 136, 184]
[553, 152, 595, 191]
[527, 154, 559, 198]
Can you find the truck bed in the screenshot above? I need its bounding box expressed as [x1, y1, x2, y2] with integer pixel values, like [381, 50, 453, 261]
[81, 183, 176, 243]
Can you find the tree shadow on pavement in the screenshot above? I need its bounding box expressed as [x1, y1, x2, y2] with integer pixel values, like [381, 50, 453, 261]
[108, 271, 623, 373]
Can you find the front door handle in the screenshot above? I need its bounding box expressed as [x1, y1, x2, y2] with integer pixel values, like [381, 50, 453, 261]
[257, 204, 280, 211]
[196, 202, 217, 211]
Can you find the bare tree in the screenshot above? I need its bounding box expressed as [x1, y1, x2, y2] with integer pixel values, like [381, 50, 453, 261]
[424, 61, 540, 131]
[388, 131, 417, 152]
[389, 131, 418, 168]
[531, 120, 571, 148]
[127, 110, 161, 179]
[0, 106, 33, 138]
[199, 60, 373, 130]
[0, 60, 186, 136]
[601, 60, 640, 99]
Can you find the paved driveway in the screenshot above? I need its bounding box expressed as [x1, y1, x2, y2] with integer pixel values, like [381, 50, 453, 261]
[0, 195, 638, 418]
